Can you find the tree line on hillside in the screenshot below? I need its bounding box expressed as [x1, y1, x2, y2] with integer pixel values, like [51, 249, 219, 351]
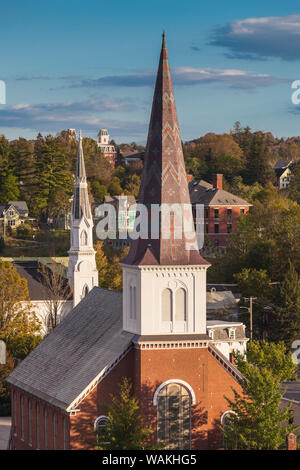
[0, 130, 142, 224]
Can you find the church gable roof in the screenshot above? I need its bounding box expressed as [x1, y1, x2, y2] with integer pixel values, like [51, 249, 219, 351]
[7, 287, 134, 411]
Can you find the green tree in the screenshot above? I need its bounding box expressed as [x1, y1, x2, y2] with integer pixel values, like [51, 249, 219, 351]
[96, 377, 154, 450]
[272, 261, 300, 348]
[223, 341, 299, 450]
[0, 173, 20, 204]
[289, 164, 300, 204]
[0, 260, 42, 359]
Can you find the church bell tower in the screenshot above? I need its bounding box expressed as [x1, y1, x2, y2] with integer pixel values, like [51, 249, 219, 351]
[121, 34, 210, 337]
[68, 131, 98, 307]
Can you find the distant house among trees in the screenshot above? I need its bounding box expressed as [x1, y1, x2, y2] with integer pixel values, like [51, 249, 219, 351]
[0, 201, 34, 229]
[274, 160, 293, 189]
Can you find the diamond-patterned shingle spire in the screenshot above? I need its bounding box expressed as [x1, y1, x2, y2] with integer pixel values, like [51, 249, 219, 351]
[123, 34, 208, 266]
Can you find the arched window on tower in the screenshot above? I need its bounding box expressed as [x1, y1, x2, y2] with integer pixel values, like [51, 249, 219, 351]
[129, 285, 137, 320]
[80, 230, 88, 246]
[162, 288, 173, 322]
[175, 288, 186, 322]
[156, 382, 191, 450]
[82, 285, 89, 298]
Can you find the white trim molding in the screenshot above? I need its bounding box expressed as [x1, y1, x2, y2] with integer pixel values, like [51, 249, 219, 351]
[153, 379, 196, 406]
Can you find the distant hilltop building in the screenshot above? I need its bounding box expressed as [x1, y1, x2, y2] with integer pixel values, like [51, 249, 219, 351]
[97, 129, 117, 166]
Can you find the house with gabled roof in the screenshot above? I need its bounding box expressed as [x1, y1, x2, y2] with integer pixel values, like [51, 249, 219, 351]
[189, 175, 252, 250]
[0, 201, 34, 229]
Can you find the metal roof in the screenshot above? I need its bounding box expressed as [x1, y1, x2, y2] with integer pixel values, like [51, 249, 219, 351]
[6, 287, 134, 411]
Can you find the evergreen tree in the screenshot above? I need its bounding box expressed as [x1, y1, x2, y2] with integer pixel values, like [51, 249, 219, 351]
[245, 134, 274, 185]
[96, 377, 154, 450]
[223, 341, 299, 450]
[272, 261, 300, 348]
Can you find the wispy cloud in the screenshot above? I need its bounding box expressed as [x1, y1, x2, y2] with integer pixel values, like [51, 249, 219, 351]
[0, 97, 145, 136]
[209, 15, 300, 61]
[71, 66, 286, 90]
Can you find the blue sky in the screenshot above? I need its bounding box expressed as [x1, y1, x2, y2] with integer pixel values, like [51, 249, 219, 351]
[1, 0, 300, 143]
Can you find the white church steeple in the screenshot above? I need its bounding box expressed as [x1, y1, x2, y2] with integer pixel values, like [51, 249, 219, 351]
[68, 131, 98, 307]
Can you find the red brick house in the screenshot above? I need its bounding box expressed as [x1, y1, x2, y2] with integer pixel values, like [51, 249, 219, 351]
[7, 33, 246, 451]
[189, 175, 251, 250]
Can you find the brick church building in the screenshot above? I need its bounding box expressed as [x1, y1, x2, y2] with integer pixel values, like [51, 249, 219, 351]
[7, 34, 246, 451]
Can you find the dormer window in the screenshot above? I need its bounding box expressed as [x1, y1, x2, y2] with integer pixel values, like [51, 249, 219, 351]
[228, 328, 235, 340]
[208, 329, 214, 340]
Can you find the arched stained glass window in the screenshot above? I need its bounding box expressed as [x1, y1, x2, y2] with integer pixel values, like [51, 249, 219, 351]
[162, 288, 173, 322]
[175, 288, 186, 321]
[157, 383, 191, 450]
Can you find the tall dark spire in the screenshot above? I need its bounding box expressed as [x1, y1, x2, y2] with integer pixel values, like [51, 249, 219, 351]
[72, 131, 92, 220]
[123, 34, 208, 266]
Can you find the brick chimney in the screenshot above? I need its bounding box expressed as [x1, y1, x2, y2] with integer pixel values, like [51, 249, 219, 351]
[286, 433, 297, 450]
[213, 174, 223, 190]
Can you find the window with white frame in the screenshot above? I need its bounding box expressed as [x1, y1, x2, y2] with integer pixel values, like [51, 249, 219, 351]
[94, 415, 110, 445]
[157, 383, 191, 450]
[162, 288, 173, 322]
[228, 328, 235, 340]
[80, 230, 88, 246]
[129, 285, 137, 320]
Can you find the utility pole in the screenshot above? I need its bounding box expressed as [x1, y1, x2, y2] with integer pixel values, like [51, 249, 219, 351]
[244, 297, 257, 341]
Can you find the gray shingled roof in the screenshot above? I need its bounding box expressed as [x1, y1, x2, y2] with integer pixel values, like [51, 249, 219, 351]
[6, 287, 134, 411]
[189, 180, 251, 207]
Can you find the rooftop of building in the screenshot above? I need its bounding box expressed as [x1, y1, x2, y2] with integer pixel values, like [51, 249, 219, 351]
[6, 286, 133, 411]
[189, 179, 252, 207]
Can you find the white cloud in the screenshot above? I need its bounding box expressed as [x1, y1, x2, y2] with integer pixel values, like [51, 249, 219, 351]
[209, 15, 300, 61]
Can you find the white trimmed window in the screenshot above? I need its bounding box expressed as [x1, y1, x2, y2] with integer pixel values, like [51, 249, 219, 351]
[156, 382, 191, 450]
[175, 288, 186, 322]
[80, 230, 88, 246]
[162, 288, 173, 322]
[129, 285, 137, 320]
[228, 328, 235, 340]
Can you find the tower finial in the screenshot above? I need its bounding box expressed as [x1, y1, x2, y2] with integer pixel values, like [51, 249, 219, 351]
[79, 129, 82, 140]
[162, 30, 166, 48]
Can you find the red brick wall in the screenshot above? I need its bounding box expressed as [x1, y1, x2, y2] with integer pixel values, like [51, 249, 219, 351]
[134, 346, 242, 450]
[69, 348, 135, 450]
[12, 346, 242, 450]
[11, 387, 70, 450]
[205, 206, 250, 248]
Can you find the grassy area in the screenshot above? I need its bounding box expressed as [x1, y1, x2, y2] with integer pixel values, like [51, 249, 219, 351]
[1, 230, 70, 257]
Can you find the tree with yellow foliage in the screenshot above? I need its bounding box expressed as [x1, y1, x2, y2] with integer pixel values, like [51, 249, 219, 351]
[0, 260, 42, 359]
